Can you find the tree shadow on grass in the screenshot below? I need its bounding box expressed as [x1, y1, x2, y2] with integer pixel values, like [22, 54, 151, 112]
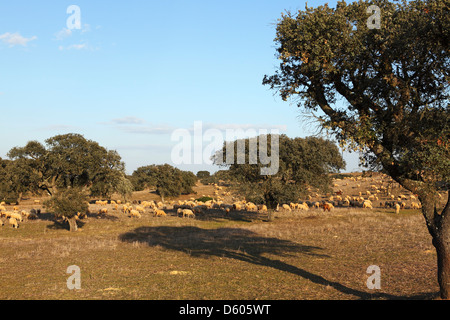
[119, 226, 436, 300]
[166, 208, 270, 223]
[45, 212, 119, 231]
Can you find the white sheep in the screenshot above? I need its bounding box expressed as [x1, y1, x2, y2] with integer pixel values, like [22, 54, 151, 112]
[154, 209, 166, 217]
[182, 209, 195, 218]
[20, 210, 30, 219]
[297, 203, 309, 211]
[233, 203, 242, 211]
[122, 205, 132, 214]
[411, 202, 421, 209]
[136, 206, 145, 213]
[129, 210, 142, 219]
[245, 203, 258, 212]
[9, 212, 23, 222]
[257, 204, 268, 213]
[9, 217, 19, 229]
[363, 201, 373, 209]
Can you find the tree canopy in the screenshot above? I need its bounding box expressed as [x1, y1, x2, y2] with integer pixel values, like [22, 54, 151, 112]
[213, 134, 345, 208]
[263, 0, 449, 193]
[5, 133, 128, 198]
[131, 164, 197, 202]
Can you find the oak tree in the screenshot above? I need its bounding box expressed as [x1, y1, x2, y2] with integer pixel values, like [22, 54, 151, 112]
[263, 0, 449, 298]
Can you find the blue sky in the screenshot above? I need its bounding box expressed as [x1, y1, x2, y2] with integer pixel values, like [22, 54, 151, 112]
[0, 0, 362, 174]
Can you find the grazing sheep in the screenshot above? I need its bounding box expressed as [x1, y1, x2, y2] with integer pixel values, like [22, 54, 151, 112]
[20, 210, 30, 219]
[282, 204, 291, 211]
[321, 203, 334, 212]
[9, 217, 19, 229]
[76, 212, 86, 220]
[98, 208, 108, 215]
[136, 206, 145, 213]
[257, 205, 268, 213]
[363, 201, 373, 209]
[395, 203, 401, 214]
[122, 205, 132, 214]
[245, 203, 258, 212]
[181, 209, 195, 218]
[297, 203, 309, 211]
[129, 210, 142, 219]
[233, 203, 242, 211]
[411, 202, 421, 209]
[154, 209, 166, 217]
[9, 212, 23, 222]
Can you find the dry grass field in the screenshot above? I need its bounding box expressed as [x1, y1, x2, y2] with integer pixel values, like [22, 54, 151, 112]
[0, 172, 446, 300]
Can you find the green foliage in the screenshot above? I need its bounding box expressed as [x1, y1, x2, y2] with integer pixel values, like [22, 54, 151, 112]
[196, 170, 211, 179]
[181, 171, 198, 194]
[90, 171, 134, 201]
[212, 134, 345, 208]
[44, 188, 89, 219]
[131, 164, 197, 201]
[196, 196, 214, 202]
[6, 134, 126, 198]
[199, 170, 235, 185]
[263, 0, 449, 196]
[130, 166, 157, 191]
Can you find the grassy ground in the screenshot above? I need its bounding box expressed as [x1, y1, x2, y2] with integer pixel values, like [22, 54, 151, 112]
[1, 172, 445, 300]
[0, 204, 439, 300]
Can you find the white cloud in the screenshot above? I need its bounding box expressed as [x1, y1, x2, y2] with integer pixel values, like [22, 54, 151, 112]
[0, 32, 37, 47]
[54, 28, 72, 40]
[68, 43, 87, 50]
[121, 125, 176, 135]
[58, 43, 87, 51]
[201, 122, 287, 133]
[105, 118, 288, 137]
[81, 24, 91, 33]
[55, 23, 91, 41]
[111, 116, 146, 125]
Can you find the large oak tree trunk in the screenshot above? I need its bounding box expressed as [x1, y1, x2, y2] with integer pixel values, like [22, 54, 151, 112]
[422, 192, 450, 299]
[434, 237, 450, 299]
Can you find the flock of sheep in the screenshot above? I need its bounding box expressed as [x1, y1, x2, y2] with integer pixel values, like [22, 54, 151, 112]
[0, 173, 441, 230]
[0, 202, 39, 229]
